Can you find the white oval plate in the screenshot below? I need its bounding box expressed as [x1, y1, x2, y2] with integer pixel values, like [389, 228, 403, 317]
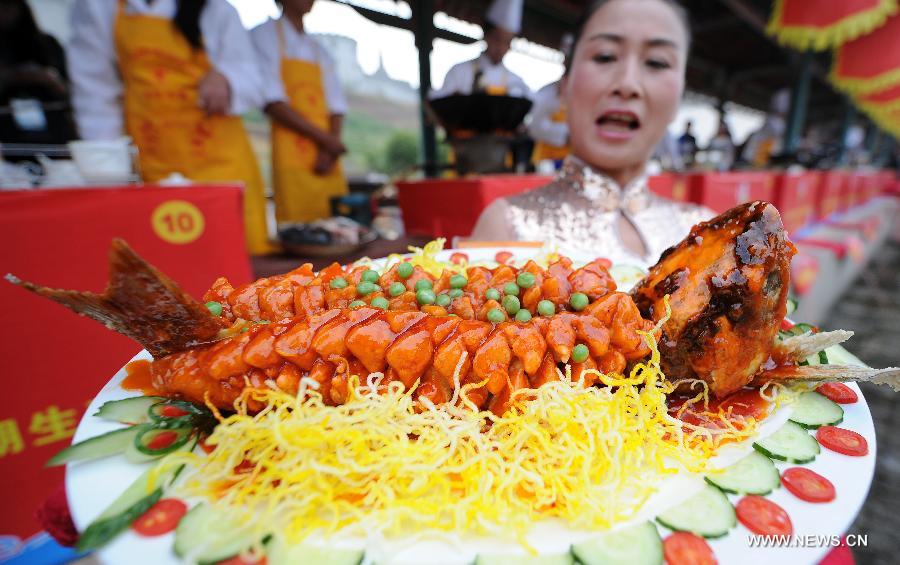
[66, 247, 877, 565]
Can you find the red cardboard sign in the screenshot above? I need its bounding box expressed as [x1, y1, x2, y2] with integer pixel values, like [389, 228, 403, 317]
[0, 185, 252, 545]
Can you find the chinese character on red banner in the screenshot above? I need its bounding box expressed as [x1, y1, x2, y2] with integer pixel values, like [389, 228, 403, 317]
[0, 419, 24, 457]
[29, 406, 77, 447]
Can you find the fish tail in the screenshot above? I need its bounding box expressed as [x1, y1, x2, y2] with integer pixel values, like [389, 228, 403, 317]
[7, 239, 225, 358]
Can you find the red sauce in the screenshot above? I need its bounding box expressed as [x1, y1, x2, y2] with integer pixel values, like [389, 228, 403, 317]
[123, 359, 161, 395]
[668, 387, 771, 431]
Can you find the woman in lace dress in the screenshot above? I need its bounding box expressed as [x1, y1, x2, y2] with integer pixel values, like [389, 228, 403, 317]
[471, 0, 713, 266]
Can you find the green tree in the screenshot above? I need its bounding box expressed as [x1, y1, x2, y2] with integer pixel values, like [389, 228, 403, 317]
[383, 131, 420, 174]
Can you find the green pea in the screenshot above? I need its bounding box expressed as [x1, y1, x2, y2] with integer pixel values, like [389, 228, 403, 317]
[414, 278, 433, 292]
[569, 292, 589, 311]
[516, 272, 536, 289]
[485, 288, 501, 301]
[486, 308, 505, 324]
[416, 289, 436, 305]
[515, 309, 532, 323]
[205, 301, 223, 316]
[361, 269, 380, 284]
[449, 288, 464, 298]
[329, 277, 348, 289]
[503, 282, 519, 296]
[348, 300, 366, 309]
[450, 274, 468, 289]
[537, 300, 555, 317]
[356, 282, 380, 296]
[572, 344, 589, 363]
[502, 294, 520, 315]
[388, 282, 406, 297]
[435, 293, 452, 307]
[370, 296, 389, 310]
[397, 262, 414, 279]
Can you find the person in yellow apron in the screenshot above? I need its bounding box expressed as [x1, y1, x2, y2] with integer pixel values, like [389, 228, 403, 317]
[68, 0, 273, 255]
[530, 80, 570, 164]
[250, 0, 348, 225]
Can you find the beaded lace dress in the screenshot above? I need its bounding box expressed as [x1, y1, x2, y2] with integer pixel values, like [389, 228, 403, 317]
[473, 155, 714, 266]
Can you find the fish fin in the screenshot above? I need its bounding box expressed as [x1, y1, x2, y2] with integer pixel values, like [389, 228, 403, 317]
[7, 239, 226, 358]
[777, 330, 854, 362]
[759, 364, 900, 392]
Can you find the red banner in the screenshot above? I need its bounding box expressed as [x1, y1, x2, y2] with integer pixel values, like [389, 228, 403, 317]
[768, 0, 898, 50]
[831, 13, 900, 94]
[0, 186, 252, 546]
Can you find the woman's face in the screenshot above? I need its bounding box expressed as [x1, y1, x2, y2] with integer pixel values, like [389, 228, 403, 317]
[564, 0, 687, 183]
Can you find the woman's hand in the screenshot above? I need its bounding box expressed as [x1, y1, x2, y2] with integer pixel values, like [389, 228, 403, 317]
[313, 149, 338, 175]
[317, 133, 347, 157]
[198, 70, 231, 115]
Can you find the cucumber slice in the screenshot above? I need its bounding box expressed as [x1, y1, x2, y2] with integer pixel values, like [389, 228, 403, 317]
[474, 553, 574, 565]
[174, 503, 267, 564]
[789, 391, 844, 429]
[76, 454, 184, 551]
[267, 536, 363, 565]
[47, 424, 150, 466]
[95, 396, 166, 424]
[753, 420, 820, 463]
[704, 451, 780, 495]
[656, 484, 736, 538]
[572, 521, 662, 565]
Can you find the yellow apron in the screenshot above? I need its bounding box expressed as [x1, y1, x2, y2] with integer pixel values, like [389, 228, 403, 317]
[114, 3, 273, 255]
[271, 20, 348, 224]
[532, 103, 570, 162]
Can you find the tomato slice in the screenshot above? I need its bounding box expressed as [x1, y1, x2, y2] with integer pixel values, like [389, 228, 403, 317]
[781, 467, 836, 503]
[159, 404, 191, 418]
[216, 555, 267, 565]
[736, 496, 793, 536]
[817, 426, 868, 456]
[132, 498, 187, 536]
[663, 532, 717, 565]
[780, 319, 795, 331]
[494, 250, 513, 264]
[816, 383, 858, 404]
[146, 430, 179, 451]
[595, 257, 612, 269]
[450, 252, 469, 265]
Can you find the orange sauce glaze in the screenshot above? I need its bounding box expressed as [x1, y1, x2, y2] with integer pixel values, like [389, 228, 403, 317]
[123, 359, 162, 395]
[667, 386, 771, 431]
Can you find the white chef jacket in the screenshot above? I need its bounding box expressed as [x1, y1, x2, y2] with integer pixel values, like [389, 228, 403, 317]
[68, 0, 265, 140]
[430, 54, 531, 99]
[249, 18, 347, 115]
[528, 80, 568, 147]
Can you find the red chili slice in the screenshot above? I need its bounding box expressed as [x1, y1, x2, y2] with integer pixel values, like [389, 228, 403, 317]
[146, 430, 179, 451]
[596, 257, 612, 269]
[782, 467, 836, 503]
[450, 252, 469, 265]
[132, 498, 187, 536]
[663, 532, 717, 565]
[780, 319, 795, 331]
[736, 496, 793, 536]
[817, 426, 868, 456]
[816, 383, 858, 404]
[494, 250, 513, 264]
[199, 436, 216, 454]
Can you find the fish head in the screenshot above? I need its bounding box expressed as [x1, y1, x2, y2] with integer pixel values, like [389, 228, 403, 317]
[631, 201, 796, 397]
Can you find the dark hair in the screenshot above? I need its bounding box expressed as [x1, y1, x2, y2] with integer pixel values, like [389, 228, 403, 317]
[1, 0, 55, 66]
[173, 0, 208, 50]
[566, 0, 691, 72]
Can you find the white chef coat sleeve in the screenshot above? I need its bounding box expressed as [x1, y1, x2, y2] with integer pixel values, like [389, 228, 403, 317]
[68, 0, 123, 140]
[528, 83, 568, 147]
[506, 70, 532, 100]
[318, 46, 347, 115]
[202, 0, 266, 114]
[249, 20, 288, 106]
[430, 61, 472, 99]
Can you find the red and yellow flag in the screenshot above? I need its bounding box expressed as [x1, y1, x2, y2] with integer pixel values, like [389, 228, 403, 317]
[767, 0, 898, 51]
